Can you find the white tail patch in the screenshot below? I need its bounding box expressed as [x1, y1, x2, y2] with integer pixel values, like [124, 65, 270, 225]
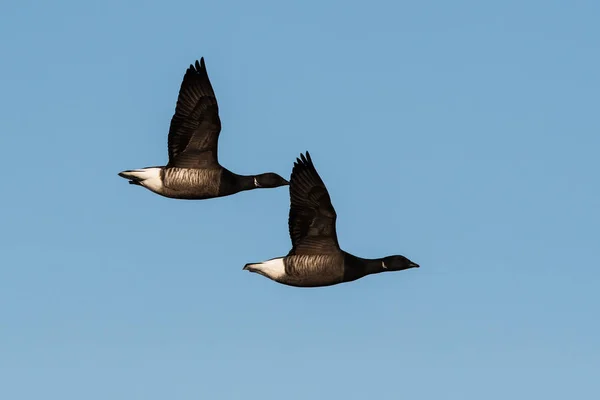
[244, 257, 286, 280]
[119, 168, 164, 193]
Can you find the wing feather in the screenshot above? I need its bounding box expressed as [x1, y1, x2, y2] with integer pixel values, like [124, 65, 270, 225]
[288, 152, 340, 255]
[167, 58, 221, 169]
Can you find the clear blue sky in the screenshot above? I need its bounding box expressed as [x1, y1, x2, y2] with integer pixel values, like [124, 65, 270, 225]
[1, 0, 598, 398]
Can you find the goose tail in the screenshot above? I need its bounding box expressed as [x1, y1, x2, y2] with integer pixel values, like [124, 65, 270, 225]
[118, 167, 163, 189]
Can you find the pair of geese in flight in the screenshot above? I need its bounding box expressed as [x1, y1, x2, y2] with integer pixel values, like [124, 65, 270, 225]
[119, 58, 419, 288]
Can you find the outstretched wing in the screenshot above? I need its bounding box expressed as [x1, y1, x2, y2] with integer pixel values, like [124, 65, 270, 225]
[288, 152, 340, 255]
[167, 58, 222, 169]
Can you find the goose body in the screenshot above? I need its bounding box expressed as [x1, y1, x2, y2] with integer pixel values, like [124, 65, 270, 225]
[118, 58, 288, 199]
[244, 152, 419, 288]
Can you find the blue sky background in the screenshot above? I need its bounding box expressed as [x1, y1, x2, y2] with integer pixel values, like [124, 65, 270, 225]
[1, 0, 598, 398]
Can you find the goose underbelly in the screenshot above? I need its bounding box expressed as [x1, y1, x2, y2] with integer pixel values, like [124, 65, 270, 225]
[162, 168, 222, 199]
[281, 254, 345, 287]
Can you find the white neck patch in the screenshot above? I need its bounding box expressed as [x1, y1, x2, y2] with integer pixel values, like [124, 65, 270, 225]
[382, 261, 387, 269]
[254, 177, 260, 187]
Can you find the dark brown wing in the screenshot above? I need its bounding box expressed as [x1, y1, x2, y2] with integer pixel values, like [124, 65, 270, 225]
[167, 58, 222, 169]
[288, 152, 340, 255]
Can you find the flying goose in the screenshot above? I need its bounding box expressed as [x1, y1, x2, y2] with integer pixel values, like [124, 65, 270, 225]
[118, 58, 289, 199]
[244, 152, 419, 287]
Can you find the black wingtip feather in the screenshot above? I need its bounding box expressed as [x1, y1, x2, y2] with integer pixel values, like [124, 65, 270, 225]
[295, 151, 314, 170]
[290, 151, 322, 191]
[190, 58, 206, 73]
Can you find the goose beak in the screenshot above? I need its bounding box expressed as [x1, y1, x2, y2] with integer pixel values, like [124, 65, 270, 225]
[410, 262, 420, 268]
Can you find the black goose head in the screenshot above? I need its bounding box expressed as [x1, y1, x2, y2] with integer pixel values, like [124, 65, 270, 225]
[380, 255, 420, 271]
[253, 173, 289, 188]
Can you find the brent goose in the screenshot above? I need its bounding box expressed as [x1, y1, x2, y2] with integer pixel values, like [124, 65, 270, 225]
[244, 152, 419, 287]
[118, 58, 289, 199]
